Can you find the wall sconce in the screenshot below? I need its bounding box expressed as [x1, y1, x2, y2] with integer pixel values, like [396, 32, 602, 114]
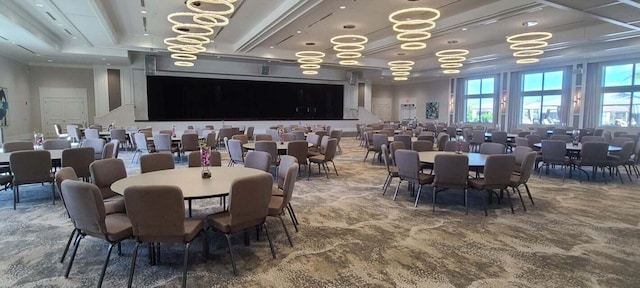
[573, 93, 581, 104]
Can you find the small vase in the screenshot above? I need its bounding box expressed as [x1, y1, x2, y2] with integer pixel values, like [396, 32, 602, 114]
[201, 167, 211, 179]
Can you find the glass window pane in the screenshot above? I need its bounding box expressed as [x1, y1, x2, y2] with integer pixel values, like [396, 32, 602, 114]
[602, 92, 631, 105]
[543, 71, 563, 90]
[601, 105, 630, 127]
[465, 98, 480, 122]
[481, 78, 494, 94]
[480, 97, 494, 123]
[521, 96, 541, 124]
[632, 92, 640, 127]
[635, 63, 640, 85]
[466, 79, 481, 95]
[523, 73, 542, 92]
[604, 64, 633, 87]
[541, 95, 561, 125]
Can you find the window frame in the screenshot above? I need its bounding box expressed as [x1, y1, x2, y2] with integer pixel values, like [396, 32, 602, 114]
[463, 76, 497, 123]
[519, 69, 565, 125]
[599, 62, 640, 127]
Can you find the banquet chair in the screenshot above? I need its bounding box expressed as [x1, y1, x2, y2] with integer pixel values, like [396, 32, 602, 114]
[362, 132, 377, 163]
[603, 131, 613, 143]
[538, 140, 570, 181]
[308, 138, 338, 178]
[245, 126, 255, 141]
[84, 128, 100, 140]
[525, 134, 543, 151]
[445, 126, 458, 139]
[468, 154, 516, 215]
[490, 131, 508, 151]
[217, 127, 234, 148]
[479, 142, 505, 154]
[203, 131, 216, 150]
[272, 155, 300, 229]
[282, 133, 295, 142]
[393, 149, 434, 207]
[287, 141, 309, 179]
[514, 137, 530, 147]
[572, 142, 609, 183]
[131, 133, 152, 163]
[469, 130, 486, 152]
[125, 185, 207, 288]
[268, 161, 299, 246]
[43, 139, 71, 169]
[61, 179, 132, 288]
[255, 141, 280, 172]
[188, 150, 202, 167]
[444, 140, 470, 152]
[535, 127, 549, 139]
[153, 134, 178, 156]
[10, 150, 55, 210]
[188, 149, 221, 167]
[109, 129, 127, 150]
[181, 133, 200, 161]
[54, 124, 70, 140]
[89, 124, 102, 131]
[3, 141, 34, 152]
[101, 142, 115, 159]
[389, 141, 405, 166]
[254, 134, 272, 141]
[550, 134, 572, 143]
[62, 147, 94, 181]
[207, 173, 275, 276]
[509, 151, 538, 210]
[381, 144, 399, 196]
[412, 140, 433, 152]
[512, 146, 533, 174]
[432, 153, 469, 213]
[54, 167, 79, 263]
[436, 133, 449, 151]
[291, 131, 305, 141]
[109, 139, 120, 158]
[82, 138, 106, 160]
[225, 138, 243, 167]
[140, 153, 175, 173]
[89, 158, 127, 214]
[393, 135, 411, 152]
[244, 151, 272, 172]
[581, 136, 605, 143]
[552, 128, 567, 136]
[606, 141, 636, 184]
[370, 134, 388, 164]
[417, 134, 435, 143]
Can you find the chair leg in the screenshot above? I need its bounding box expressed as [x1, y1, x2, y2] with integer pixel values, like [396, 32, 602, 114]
[224, 234, 238, 276]
[514, 187, 527, 212]
[523, 183, 534, 205]
[60, 228, 77, 263]
[363, 150, 369, 162]
[413, 185, 422, 207]
[201, 230, 209, 262]
[393, 179, 402, 201]
[464, 188, 468, 215]
[65, 233, 83, 278]
[285, 206, 298, 232]
[382, 173, 391, 194]
[13, 184, 18, 210]
[331, 161, 338, 176]
[51, 182, 56, 205]
[323, 163, 329, 179]
[263, 223, 276, 259]
[504, 188, 514, 214]
[182, 242, 190, 288]
[127, 241, 141, 288]
[97, 243, 116, 288]
[483, 190, 489, 216]
[288, 203, 299, 226]
[278, 215, 293, 247]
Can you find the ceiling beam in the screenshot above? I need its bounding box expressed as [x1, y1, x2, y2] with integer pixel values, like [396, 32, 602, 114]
[0, 1, 62, 51]
[618, 0, 640, 9]
[535, 0, 640, 31]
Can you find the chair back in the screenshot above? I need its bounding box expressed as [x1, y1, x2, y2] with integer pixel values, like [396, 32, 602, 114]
[579, 142, 609, 166]
[550, 134, 571, 143]
[372, 134, 388, 152]
[55, 167, 79, 197]
[3, 141, 34, 152]
[322, 139, 338, 161]
[282, 133, 295, 142]
[287, 140, 308, 165]
[593, 129, 604, 136]
[210, 150, 222, 166]
[188, 151, 202, 167]
[437, 133, 449, 151]
[109, 139, 120, 158]
[124, 185, 186, 242]
[140, 153, 175, 173]
[10, 150, 52, 184]
[490, 131, 508, 146]
[231, 134, 248, 145]
[518, 152, 538, 184]
[381, 144, 394, 173]
[110, 129, 126, 143]
[614, 141, 636, 162]
[245, 126, 255, 140]
[227, 138, 245, 164]
[580, 136, 604, 143]
[90, 158, 127, 199]
[433, 154, 468, 189]
[280, 162, 299, 207]
[389, 141, 405, 164]
[54, 124, 64, 136]
[84, 128, 100, 139]
[228, 173, 273, 232]
[89, 124, 102, 131]
[513, 146, 533, 172]
[132, 133, 149, 153]
[535, 127, 548, 139]
[393, 135, 411, 150]
[205, 131, 217, 148]
[541, 140, 567, 163]
[291, 131, 305, 141]
[417, 134, 435, 143]
[254, 134, 272, 141]
[479, 142, 505, 154]
[217, 127, 234, 142]
[82, 138, 106, 160]
[483, 155, 515, 187]
[61, 180, 108, 237]
[444, 140, 470, 152]
[472, 130, 486, 144]
[411, 140, 433, 152]
[445, 126, 457, 139]
[517, 131, 531, 137]
[101, 142, 115, 159]
[153, 134, 173, 153]
[42, 139, 71, 150]
[526, 134, 543, 149]
[277, 155, 298, 189]
[514, 137, 529, 147]
[612, 136, 634, 147]
[61, 147, 94, 178]
[255, 141, 278, 164]
[395, 149, 421, 183]
[552, 128, 566, 136]
[180, 133, 199, 152]
[613, 131, 627, 137]
[244, 151, 272, 172]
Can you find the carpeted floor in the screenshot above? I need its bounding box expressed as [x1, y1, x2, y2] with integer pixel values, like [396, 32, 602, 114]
[0, 137, 639, 287]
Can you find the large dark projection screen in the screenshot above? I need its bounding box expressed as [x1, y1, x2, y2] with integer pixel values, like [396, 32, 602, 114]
[147, 76, 344, 120]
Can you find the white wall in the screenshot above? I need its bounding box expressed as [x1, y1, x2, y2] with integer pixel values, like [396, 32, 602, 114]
[0, 55, 32, 141]
[371, 79, 450, 123]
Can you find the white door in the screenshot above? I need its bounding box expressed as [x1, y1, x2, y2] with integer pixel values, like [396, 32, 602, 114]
[40, 88, 88, 138]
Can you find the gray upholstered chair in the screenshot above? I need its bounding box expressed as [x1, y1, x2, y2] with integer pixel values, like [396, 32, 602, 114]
[60, 179, 132, 288]
[140, 153, 175, 173]
[244, 151, 272, 172]
[109, 129, 127, 150]
[282, 133, 295, 142]
[109, 139, 120, 158]
[255, 140, 280, 170]
[101, 142, 116, 159]
[291, 131, 305, 141]
[535, 127, 549, 139]
[217, 127, 234, 148]
[572, 142, 609, 183]
[55, 167, 80, 263]
[393, 149, 434, 207]
[245, 126, 255, 141]
[606, 141, 636, 184]
[512, 146, 533, 174]
[514, 137, 529, 147]
[581, 136, 605, 143]
[550, 134, 572, 143]
[490, 131, 508, 150]
[43, 139, 71, 150]
[436, 133, 449, 151]
[124, 185, 207, 288]
[54, 124, 70, 140]
[89, 158, 127, 214]
[552, 128, 567, 136]
[82, 138, 106, 160]
[412, 140, 433, 152]
[210, 150, 222, 167]
[432, 154, 468, 213]
[84, 128, 100, 139]
[268, 161, 299, 246]
[370, 134, 388, 164]
[381, 144, 399, 196]
[207, 173, 275, 275]
[479, 142, 505, 154]
[509, 151, 538, 210]
[205, 131, 217, 149]
[417, 134, 435, 143]
[226, 138, 245, 167]
[393, 135, 411, 151]
[444, 140, 470, 152]
[10, 150, 55, 210]
[62, 147, 94, 181]
[180, 133, 200, 161]
[525, 134, 543, 151]
[254, 134, 272, 141]
[153, 134, 177, 155]
[468, 154, 516, 215]
[287, 140, 309, 179]
[132, 133, 151, 163]
[188, 150, 202, 167]
[539, 140, 570, 181]
[308, 138, 338, 178]
[3, 141, 34, 152]
[271, 155, 299, 229]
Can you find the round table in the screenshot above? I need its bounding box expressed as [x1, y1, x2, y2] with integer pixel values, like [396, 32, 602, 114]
[533, 142, 621, 152]
[243, 141, 312, 152]
[0, 149, 64, 164]
[111, 167, 270, 216]
[418, 151, 489, 167]
[387, 136, 418, 142]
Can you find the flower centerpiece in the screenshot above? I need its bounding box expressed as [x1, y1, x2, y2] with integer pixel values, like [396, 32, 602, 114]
[200, 141, 211, 179]
[455, 136, 463, 154]
[278, 128, 285, 144]
[33, 129, 43, 146]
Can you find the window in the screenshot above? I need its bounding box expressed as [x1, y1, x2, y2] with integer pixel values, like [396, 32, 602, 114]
[520, 70, 564, 125]
[464, 77, 495, 123]
[600, 63, 640, 127]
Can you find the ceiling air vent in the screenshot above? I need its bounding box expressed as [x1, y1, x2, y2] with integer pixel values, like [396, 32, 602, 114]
[17, 45, 36, 54]
[0, 35, 8, 41]
[46, 12, 57, 21]
[64, 29, 72, 35]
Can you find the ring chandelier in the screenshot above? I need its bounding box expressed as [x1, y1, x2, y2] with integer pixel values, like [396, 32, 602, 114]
[435, 49, 469, 74]
[164, 0, 237, 67]
[295, 51, 325, 75]
[331, 35, 368, 65]
[388, 60, 415, 81]
[389, 7, 440, 50]
[506, 32, 552, 64]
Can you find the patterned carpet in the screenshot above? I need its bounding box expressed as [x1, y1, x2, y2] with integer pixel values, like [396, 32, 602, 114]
[0, 137, 639, 287]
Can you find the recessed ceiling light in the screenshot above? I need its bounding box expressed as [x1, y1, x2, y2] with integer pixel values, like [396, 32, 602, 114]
[72, 36, 77, 39]
[107, 63, 111, 66]
[141, 10, 147, 14]
[296, 30, 302, 34]
[144, 33, 149, 36]
[57, 23, 63, 26]
[36, 3, 44, 7]
[523, 21, 538, 27]
[269, 46, 274, 48]
[47, 59, 52, 62]
[36, 54, 40, 57]
[102, 58, 106, 60]
[462, 28, 468, 31]
[339, 6, 345, 9]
